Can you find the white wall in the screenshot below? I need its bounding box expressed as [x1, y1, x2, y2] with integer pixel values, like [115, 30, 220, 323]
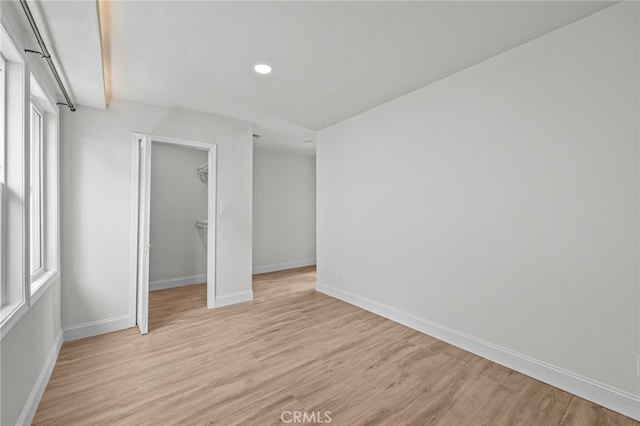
[316, 2, 639, 418]
[60, 100, 253, 333]
[1, 283, 61, 425]
[253, 148, 316, 274]
[149, 144, 208, 287]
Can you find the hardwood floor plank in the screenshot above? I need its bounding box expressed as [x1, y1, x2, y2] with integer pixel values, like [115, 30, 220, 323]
[33, 266, 637, 425]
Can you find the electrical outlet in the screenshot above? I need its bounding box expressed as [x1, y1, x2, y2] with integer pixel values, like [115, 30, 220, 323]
[219, 203, 229, 215]
[335, 271, 341, 282]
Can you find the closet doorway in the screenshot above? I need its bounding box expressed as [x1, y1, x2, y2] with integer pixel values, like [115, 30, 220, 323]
[129, 133, 217, 335]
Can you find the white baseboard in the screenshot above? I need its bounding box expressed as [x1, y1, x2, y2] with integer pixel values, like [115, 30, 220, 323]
[16, 329, 63, 426]
[316, 282, 640, 421]
[63, 315, 131, 342]
[215, 291, 253, 308]
[150, 274, 207, 291]
[252, 258, 316, 275]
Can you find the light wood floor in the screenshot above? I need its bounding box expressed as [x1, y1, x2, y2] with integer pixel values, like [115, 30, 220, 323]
[34, 266, 636, 425]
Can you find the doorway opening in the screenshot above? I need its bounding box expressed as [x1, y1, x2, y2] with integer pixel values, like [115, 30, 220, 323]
[129, 133, 217, 334]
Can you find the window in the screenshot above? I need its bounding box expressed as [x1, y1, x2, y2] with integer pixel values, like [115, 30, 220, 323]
[29, 102, 44, 280]
[0, 23, 30, 335]
[0, 53, 5, 306]
[28, 75, 59, 301]
[0, 22, 59, 336]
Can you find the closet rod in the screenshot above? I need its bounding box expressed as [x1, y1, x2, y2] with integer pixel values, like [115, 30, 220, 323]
[20, 0, 76, 111]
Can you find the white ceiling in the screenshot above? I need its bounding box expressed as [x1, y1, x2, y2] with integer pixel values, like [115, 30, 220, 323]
[27, 1, 617, 153]
[26, 0, 106, 110]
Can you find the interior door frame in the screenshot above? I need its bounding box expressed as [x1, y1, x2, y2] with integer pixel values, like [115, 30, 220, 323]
[128, 132, 218, 331]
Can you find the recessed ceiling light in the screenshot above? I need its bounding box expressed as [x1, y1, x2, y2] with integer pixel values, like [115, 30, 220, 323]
[254, 64, 272, 74]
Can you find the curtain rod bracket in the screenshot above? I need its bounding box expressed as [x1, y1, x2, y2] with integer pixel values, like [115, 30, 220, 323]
[25, 48, 49, 59]
[56, 102, 76, 112]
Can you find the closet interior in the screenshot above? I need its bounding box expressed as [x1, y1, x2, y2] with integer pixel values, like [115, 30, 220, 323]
[148, 144, 209, 326]
[195, 162, 208, 245]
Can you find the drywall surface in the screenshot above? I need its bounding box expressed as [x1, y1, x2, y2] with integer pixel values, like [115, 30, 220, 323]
[317, 2, 639, 398]
[149, 144, 208, 284]
[60, 101, 253, 328]
[253, 148, 316, 273]
[0, 281, 61, 425]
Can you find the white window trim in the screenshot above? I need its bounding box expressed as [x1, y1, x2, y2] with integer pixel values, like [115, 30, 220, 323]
[0, 301, 28, 339]
[0, 183, 4, 307]
[29, 100, 44, 282]
[30, 269, 58, 306]
[0, 18, 29, 339]
[28, 76, 59, 305]
[0, 52, 6, 307]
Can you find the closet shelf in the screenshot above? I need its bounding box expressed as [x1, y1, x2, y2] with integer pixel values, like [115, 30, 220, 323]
[195, 220, 208, 246]
[196, 162, 208, 184]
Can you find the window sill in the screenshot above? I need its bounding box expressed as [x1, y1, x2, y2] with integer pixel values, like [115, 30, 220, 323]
[0, 270, 58, 340]
[30, 269, 58, 307]
[0, 301, 29, 340]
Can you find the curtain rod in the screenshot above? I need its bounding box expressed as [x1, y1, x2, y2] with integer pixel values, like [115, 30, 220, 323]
[20, 0, 76, 112]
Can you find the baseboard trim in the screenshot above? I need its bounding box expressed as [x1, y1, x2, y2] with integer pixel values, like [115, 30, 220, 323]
[150, 274, 207, 291]
[316, 282, 640, 421]
[16, 329, 63, 426]
[215, 291, 253, 308]
[63, 315, 131, 342]
[252, 259, 316, 275]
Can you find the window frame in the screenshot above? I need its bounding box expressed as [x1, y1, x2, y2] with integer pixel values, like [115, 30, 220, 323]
[28, 74, 59, 304]
[29, 99, 44, 281]
[0, 21, 30, 337]
[0, 53, 6, 307]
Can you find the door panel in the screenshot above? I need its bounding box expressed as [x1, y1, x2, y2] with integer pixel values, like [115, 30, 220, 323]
[136, 135, 151, 334]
